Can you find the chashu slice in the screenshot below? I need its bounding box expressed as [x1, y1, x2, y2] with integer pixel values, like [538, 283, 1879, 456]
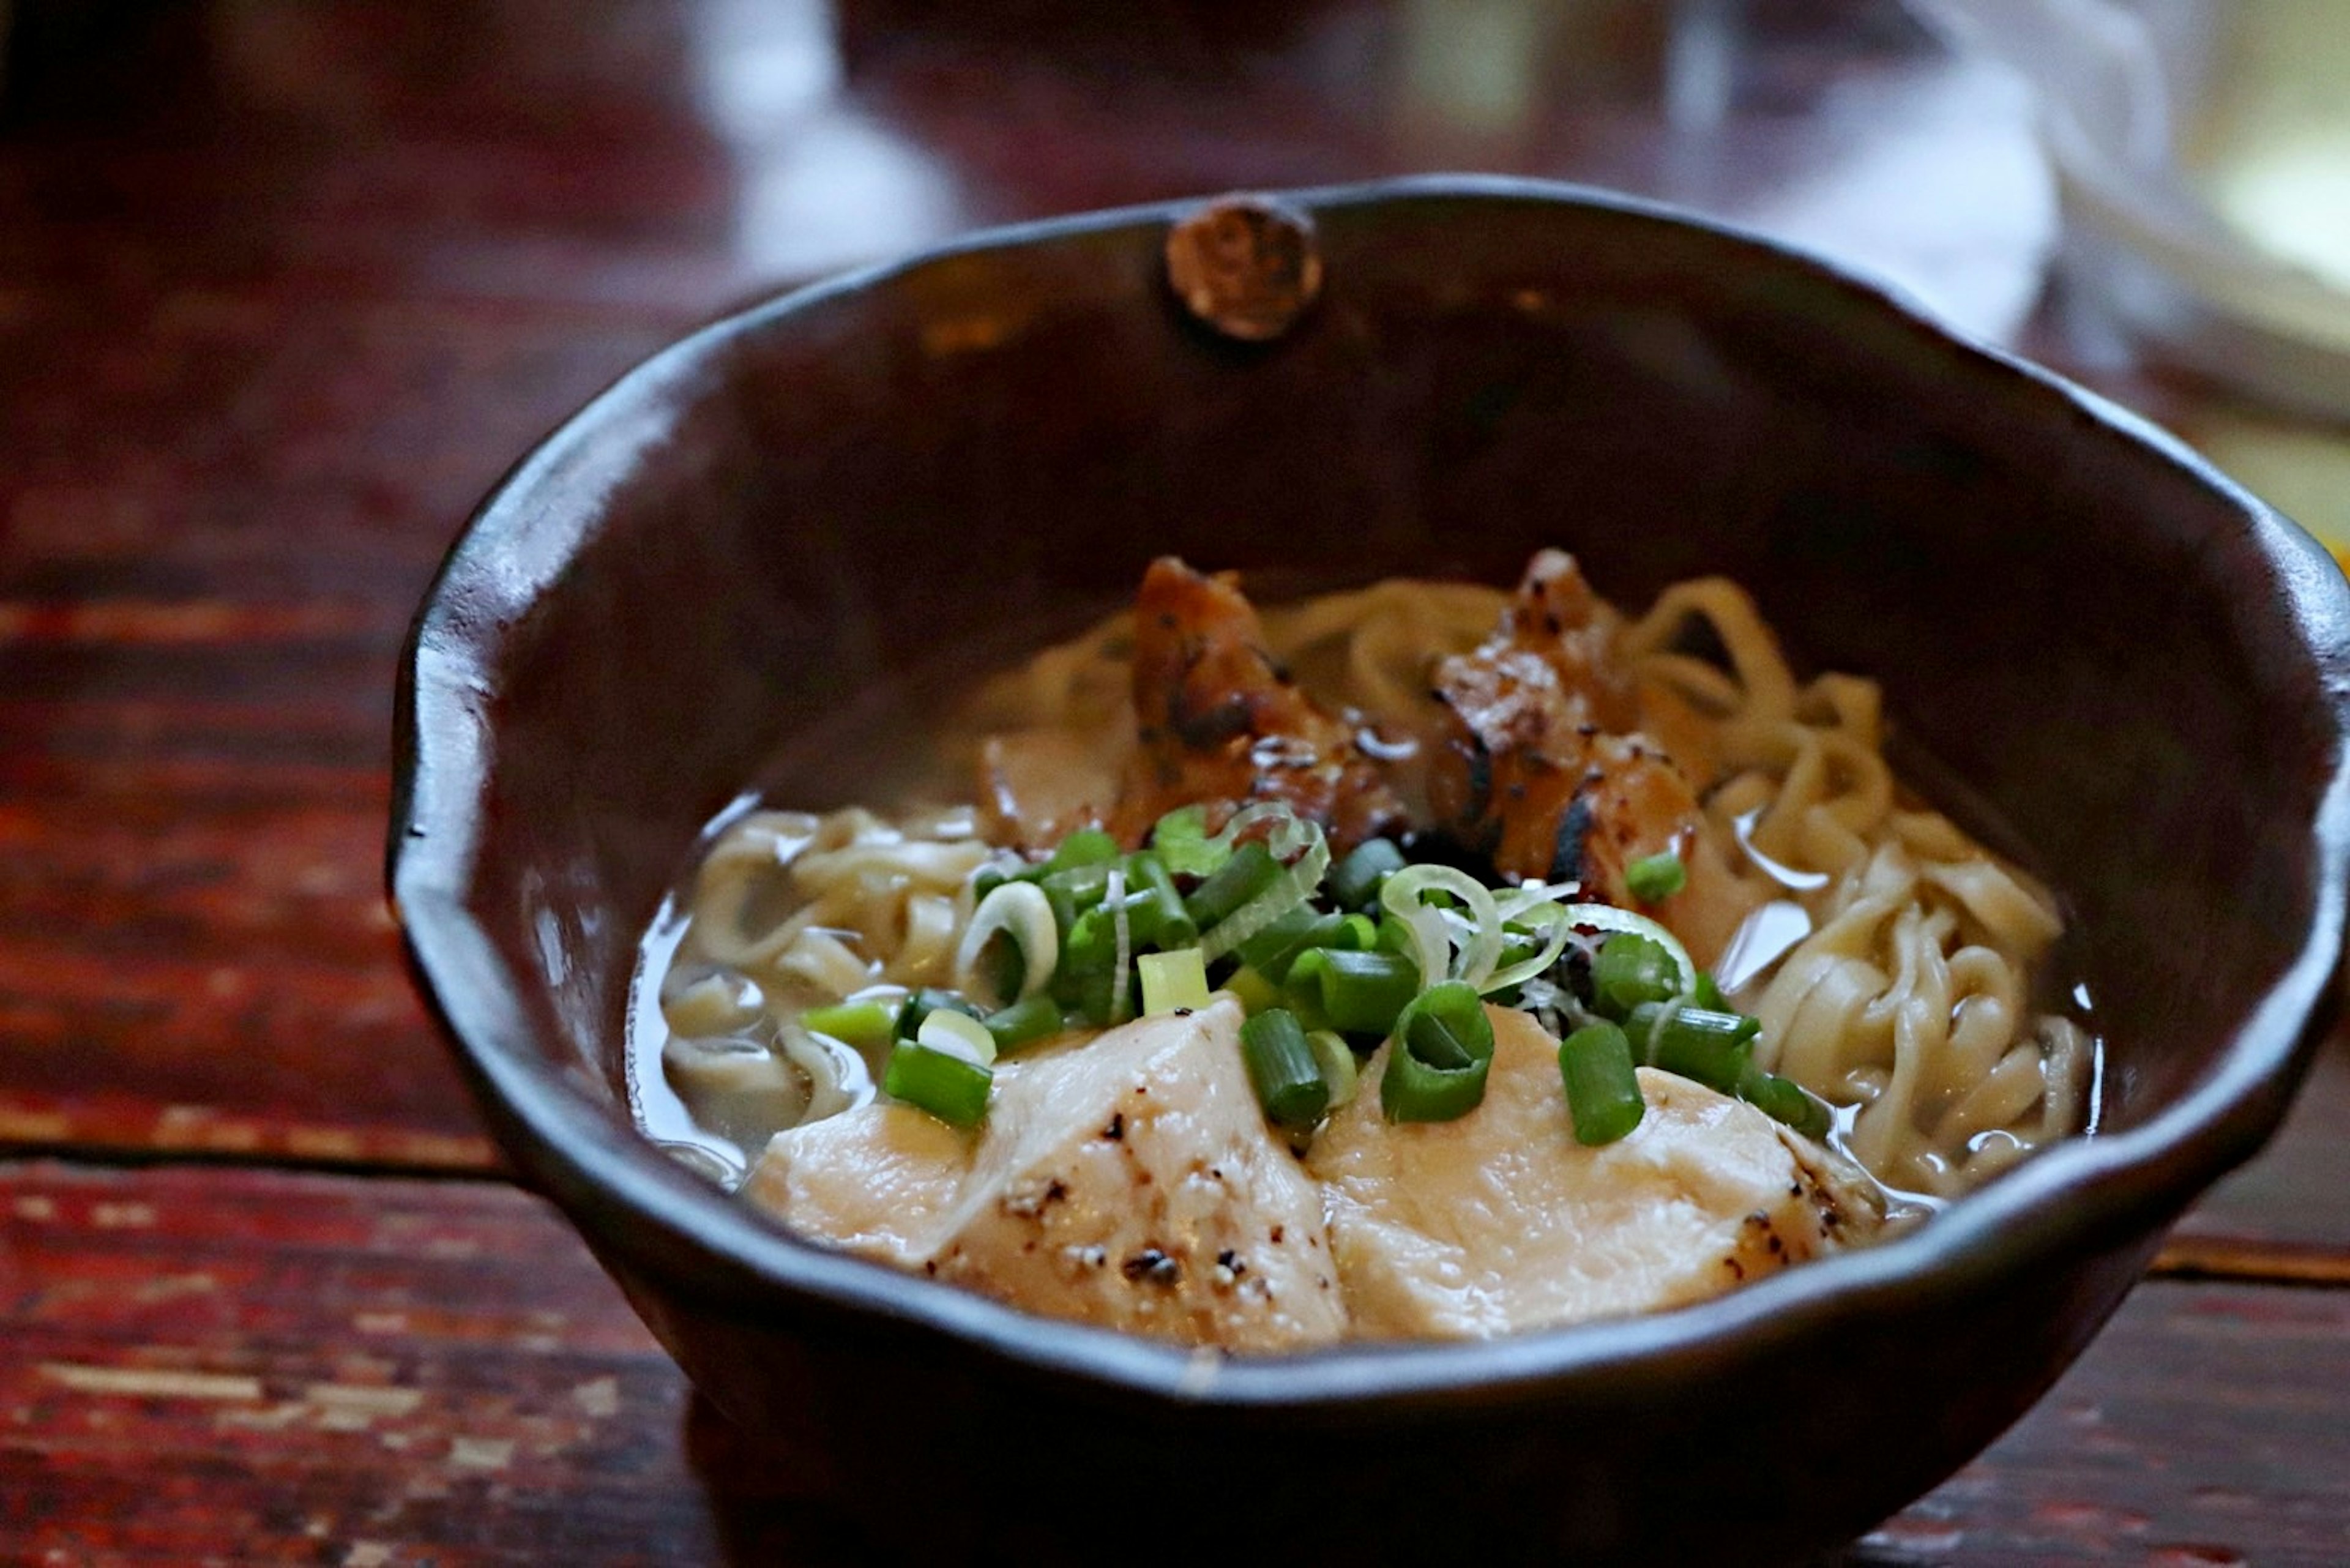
[1308, 1006, 1881, 1340]
[743, 998, 1345, 1353]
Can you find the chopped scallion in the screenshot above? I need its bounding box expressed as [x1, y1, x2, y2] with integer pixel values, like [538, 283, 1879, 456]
[1240, 1008, 1330, 1130]
[1182, 840, 1280, 930]
[1559, 1021, 1645, 1145]
[983, 992, 1065, 1055]
[882, 1040, 993, 1127]
[1591, 933, 1680, 1021]
[1285, 947, 1420, 1036]
[1234, 908, 1345, 985]
[1625, 1002, 1761, 1094]
[1306, 1028, 1360, 1111]
[896, 988, 984, 1040]
[952, 880, 1059, 1008]
[1150, 804, 1231, 879]
[917, 1007, 998, 1066]
[1738, 1065, 1833, 1140]
[1042, 829, 1122, 875]
[1624, 851, 1687, 903]
[1381, 981, 1494, 1123]
[1138, 947, 1212, 1017]
[1327, 837, 1407, 911]
[1124, 853, 1199, 952]
[798, 1000, 895, 1050]
[1221, 965, 1283, 1015]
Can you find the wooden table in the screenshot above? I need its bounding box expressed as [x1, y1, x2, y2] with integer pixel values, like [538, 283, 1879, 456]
[4, 2, 2346, 1561]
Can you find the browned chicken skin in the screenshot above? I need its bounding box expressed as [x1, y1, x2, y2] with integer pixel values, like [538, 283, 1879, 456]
[1106, 557, 1405, 851]
[1430, 551, 1757, 963]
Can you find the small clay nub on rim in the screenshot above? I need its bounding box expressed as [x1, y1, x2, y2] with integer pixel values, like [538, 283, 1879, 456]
[1165, 195, 1323, 342]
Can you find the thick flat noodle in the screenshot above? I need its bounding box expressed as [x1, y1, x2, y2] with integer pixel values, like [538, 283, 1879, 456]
[1430, 551, 1759, 963]
[1307, 1007, 1881, 1339]
[1106, 557, 1404, 851]
[743, 1000, 1346, 1352]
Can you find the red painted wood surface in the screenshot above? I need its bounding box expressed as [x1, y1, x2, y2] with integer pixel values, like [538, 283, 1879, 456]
[3, 0, 2348, 1559]
[4, 1161, 2346, 1566]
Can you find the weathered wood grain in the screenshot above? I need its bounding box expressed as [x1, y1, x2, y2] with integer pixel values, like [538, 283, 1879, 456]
[3, 1160, 2346, 1566]
[2165, 1028, 2350, 1264]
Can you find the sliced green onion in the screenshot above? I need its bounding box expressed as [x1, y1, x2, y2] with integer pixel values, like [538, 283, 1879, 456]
[1150, 804, 1231, 879]
[1327, 837, 1408, 910]
[1220, 965, 1282, 1015]
[1307, 1028, 1359, 1111]
[1332, 914, 1381, 952]
[1624, 850, 1687, 903]
[983, 993, 1065, 1056]
[1739, 1064, 1833, 1140]
[883, 1040, 992, 1127]
[1104, 866, 1134, 1026]
[1240, 1007, 1330, 1130]
[1381, 981, 1495, 1123]
[1123, 853, 1199, 951]
[1285, 947, 1420, 1036]
[1591, 933, 1681, 1021]
[1559, 1021, 1646, 1146]
[1554, 904, 1699, 996]
[1138, 947, 1212, 1016]
[918, 1006, 998, 1066]
[1234, 909, 1345, 985]
[1040, 859, 1115, 906]
[1042, 829, 1122, 876]
[1693, 969, 1731, 1012]
[1039, 878, 1081, 943]
[1625, 1002, 1761, 1094]
[1058, 970, 1123, 1028]
[1193, 805, 1332, 963]
[897, 988, 984, 1039]
[1381, 864, 1504, 990]
[952, 880, 1060, 1008]
[798, 999, 895, 1050]
[1482, 888, 1580, 992]
[1183, 840, 1280, 930]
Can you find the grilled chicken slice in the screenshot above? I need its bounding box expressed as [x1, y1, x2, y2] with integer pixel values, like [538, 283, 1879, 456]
[1108, 557, 1405, 851]
[1431, 550, 1756, 964]
[1307, 1006, 1881, 1339]
[742, 999, 1346, 1353]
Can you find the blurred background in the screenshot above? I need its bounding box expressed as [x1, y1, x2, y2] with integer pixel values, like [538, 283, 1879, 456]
[3, 0, 2342, 554]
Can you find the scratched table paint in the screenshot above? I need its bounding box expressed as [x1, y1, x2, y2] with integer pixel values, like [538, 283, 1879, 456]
[2, 2, 2345, 1562]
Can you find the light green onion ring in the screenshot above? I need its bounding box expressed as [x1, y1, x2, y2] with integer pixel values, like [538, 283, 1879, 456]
[1197, 807, 1332, 963]
[1481, 896, 1578, 993]
[952, 881, 1059, 1008]
[1104, 866, 1133, 1026]
[1555, 903, 1700, 996]
[1381, 864, 1503, 990]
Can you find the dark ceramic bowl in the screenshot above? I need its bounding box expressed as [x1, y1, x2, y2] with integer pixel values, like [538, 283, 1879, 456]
[390, 177, 2350, 1564]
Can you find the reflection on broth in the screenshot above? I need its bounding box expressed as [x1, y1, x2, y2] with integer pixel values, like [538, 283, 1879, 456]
[628, 551, 2095, 1351]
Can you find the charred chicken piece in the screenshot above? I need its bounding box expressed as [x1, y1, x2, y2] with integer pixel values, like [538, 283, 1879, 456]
[1108, 557, 1404, 851]
[1430, 551, 1755, 961]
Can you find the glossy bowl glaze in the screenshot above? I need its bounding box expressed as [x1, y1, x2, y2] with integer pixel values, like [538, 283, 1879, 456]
[390, 177, 2350, 1564]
